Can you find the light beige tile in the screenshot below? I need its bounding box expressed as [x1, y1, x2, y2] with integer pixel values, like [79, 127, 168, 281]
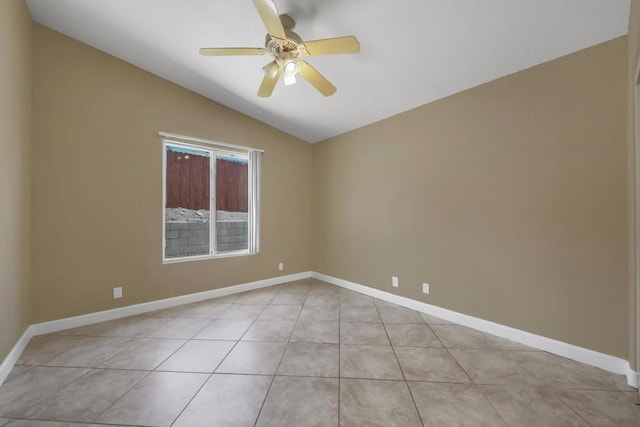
[432, 325, 530, 350]
[410, 382, 506, 427]
[480, 385, 588, 426]
[555, 389, 640, 427]
[258, 304, 302, 320]
[305, 293, 340, 305]
[3, 421, 86, 426]
[277, 343, 339, 377]
[216, 341, 286, 375]
[192, 319, 252, 340]
[157, 340, 235, 373]
[378, 307, 424, 324]
[419, 312, 453, 325]
[44, 337, 133, 368]
[299, 305, 339, 321]
[340, 306, 381, 323]
[234, 290, 277, 305]
[23, 369, 147, 422]
[450, 349, 628, 389]
[101, 316, 170, 337]
[340, 322, 390, 345]
[173, 374, 271, 427]
[0, 367, 90, 417]
[373, 298, 403, 308]
[99, 338, 185, 370]
[17, 335, 91, 366]
[94, 371, 208, 427]
[257, 376, 338, 427]
[340, 378, 421, 427]
[271, 290, 309, 305]
[217, 304, 265, 320]
[340, 292, 376, 307]
[241, 320, 296, 342]
[3, 365, 33, 384]
[147, 317, 211, 339]
[290, 320, 339, 343]
[60, 316, 170, 338]
[569, 360, 635, 391]
[395, 347, 470, 383]
[340, 345, 403, 380]
[176, 301, 231, 319]
[385, 323, 442, 347]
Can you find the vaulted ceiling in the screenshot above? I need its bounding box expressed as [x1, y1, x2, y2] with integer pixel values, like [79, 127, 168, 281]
[26, 0, 631, 142]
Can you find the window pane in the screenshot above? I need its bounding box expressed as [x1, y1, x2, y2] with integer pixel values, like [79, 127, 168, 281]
[216, 155, 249, 253]
[165, 146, 210, 258]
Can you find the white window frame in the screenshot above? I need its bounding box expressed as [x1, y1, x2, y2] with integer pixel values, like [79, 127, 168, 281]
[162, 138, 260, 263]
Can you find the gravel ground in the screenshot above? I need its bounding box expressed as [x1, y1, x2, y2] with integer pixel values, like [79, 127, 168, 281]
[165, 207, 247, 222]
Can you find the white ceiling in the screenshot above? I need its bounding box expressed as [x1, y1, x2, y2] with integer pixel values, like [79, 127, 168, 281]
[26, 0, 630, 143]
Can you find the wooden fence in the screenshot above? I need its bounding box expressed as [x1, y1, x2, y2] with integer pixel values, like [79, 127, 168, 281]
[165, 150, 248, 212]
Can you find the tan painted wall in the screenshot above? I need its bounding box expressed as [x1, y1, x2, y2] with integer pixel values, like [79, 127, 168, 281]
[0, 0, 32, 359]
[313, 37, 628, 358]
[31, 25, 312, 323]
[627, 0, 640, 370]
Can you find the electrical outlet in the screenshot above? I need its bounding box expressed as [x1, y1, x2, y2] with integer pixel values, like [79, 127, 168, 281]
[423, 283, 430, 294]
[392, 276, 399, 288]
[113, 287, 123, 299]
[278, 262, 284, 271]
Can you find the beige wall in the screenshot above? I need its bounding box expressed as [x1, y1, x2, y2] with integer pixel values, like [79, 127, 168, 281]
[628, 0, 640, 370]
[313, 37, 628, 358]
[0, 0, 32, 359]
[31, 25, 312, 323]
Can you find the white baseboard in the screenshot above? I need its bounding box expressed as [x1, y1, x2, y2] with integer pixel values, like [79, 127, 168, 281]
[0, 326, 35, 387]
[3, 270, 638, 389]
[0, 271, 312, 385]
[312, 272, 639, 388]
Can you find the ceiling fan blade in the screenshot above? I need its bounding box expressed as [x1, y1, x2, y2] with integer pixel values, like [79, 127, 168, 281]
[302, 36, 360, 56]
[258, 61, 282, 97]
[297, 61, 337, 96]
[252, 0, 286, 39]
[199, 47, 265, 56]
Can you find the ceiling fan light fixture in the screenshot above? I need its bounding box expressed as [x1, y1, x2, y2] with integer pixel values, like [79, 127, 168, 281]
[283, 60, 298, 85]
[284, 72, 297, 86]
[284, 61, 297, 75]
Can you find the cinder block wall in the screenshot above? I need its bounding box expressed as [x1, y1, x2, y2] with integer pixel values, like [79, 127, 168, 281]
[165, 221, 248, 257]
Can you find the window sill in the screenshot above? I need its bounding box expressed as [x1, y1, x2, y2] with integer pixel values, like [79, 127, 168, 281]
[163, 250, 256, 264]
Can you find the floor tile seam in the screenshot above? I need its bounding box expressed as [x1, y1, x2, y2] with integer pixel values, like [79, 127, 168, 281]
[48, 366, 153, 426]
[250, 299, 303, 427]
[462, 379, 631, 392]
[170, 300, 272, 427]
[371, 301, 425, 427]
[166, 371, 215, 427]
[463, 378, 511, 426]
[214, 302, 271, 372]
[0, 415, 87, 425]
[427, 324, 476, 385]
[147, 317, 214, 340]
[1, 365, 97, 420]
[18, 335, 97, 367]
[551, 391, 596, 427]
[96, 334, 191, 372]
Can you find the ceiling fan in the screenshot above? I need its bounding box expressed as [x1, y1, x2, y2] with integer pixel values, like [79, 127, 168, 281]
[199, 0, 360, 97]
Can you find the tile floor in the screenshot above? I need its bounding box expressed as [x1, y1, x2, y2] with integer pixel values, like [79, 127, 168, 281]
[1, 278, 639, 426]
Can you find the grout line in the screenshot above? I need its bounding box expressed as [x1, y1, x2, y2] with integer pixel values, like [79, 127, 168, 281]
[170, 289, 276, 427]
[372, 300, 425, 427]
[251, 283, 311, 427]
[426, 322, 476, 385]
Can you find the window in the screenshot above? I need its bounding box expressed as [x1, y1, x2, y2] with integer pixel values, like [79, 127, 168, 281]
[162, 137, 261, 262]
